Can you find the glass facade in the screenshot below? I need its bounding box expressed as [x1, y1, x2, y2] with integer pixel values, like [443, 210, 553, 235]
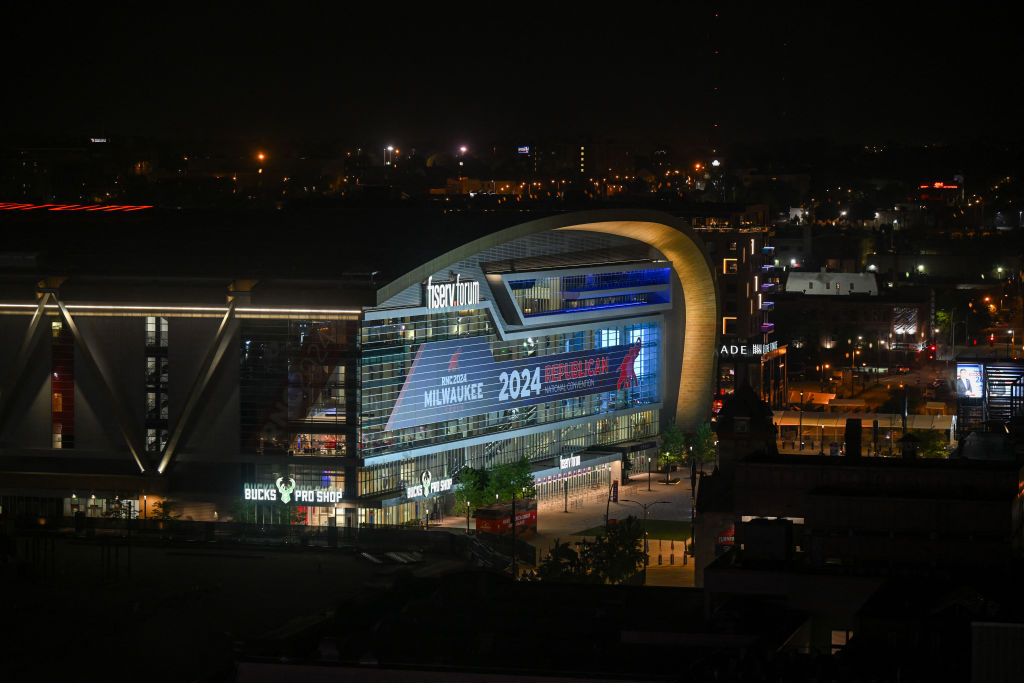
[239, 319, 356, 455]
[235, 463, 347, 526]
[51, 320, 74, 449]
[145, 316, 169, 454]
[359, 310, 660, 460]
[507, 267, 671, 317]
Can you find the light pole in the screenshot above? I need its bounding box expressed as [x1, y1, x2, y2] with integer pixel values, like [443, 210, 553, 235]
[511, 489, 517, 579]
[951, 318, 968, 360]
[620, 499, 670, 583]
[798, 391, 804, 450]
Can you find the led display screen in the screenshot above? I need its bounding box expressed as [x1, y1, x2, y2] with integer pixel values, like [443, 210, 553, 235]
[385, 336, 646, 431]
[956, 363, 983, 398]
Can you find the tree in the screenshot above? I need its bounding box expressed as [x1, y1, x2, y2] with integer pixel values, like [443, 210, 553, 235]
[687, 422, 717, 474]
[453, 466, 491, 532]
[150, 499, 181, 521]
[590, 516, 646, 584]
[534, 516, 645, 585]
[534, 539, 597, 583]
[487, 457, 537, 502]
[659, 421, 686, 483]
[908, 429, 948, 458]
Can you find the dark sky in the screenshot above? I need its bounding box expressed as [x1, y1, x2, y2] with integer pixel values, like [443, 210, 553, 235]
[4, 2, 1021, 149]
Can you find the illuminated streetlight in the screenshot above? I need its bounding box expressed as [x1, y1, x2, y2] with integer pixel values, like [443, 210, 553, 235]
[620, 499, 671, 582]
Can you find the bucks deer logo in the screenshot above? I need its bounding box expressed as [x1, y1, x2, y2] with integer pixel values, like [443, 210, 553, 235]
[421, 470, 432, 497]
[275, 476, 296, 504]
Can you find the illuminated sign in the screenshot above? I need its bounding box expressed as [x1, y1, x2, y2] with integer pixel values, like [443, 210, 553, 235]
[425, 274, 481, 309]
[385, 337, 645, 432]
[242, 477, 343, 506]
[956, 363, 983, 399]
[559, 454, 581, 469]
[517, 146, 530, 154]
[719, 341, 778, 358]
[406, 470, 453, 499]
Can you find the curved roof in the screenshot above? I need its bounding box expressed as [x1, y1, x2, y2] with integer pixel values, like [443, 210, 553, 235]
[379, 209, 720, 432]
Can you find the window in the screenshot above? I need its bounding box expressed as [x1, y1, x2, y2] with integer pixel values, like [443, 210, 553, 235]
[145, 318, 169, 453]
[51, 320, 74, 448]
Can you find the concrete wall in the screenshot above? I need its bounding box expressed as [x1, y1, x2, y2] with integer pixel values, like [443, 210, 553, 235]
[0, 314, 51, 449]
[168, 317, 240, 459]
[74, 316, 145, 454]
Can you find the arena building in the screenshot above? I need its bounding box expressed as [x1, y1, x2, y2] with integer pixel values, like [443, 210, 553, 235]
[0, 208, 718, 526]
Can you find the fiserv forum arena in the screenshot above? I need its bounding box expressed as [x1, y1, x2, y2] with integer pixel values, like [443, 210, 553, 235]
[0, 209, 718, 526]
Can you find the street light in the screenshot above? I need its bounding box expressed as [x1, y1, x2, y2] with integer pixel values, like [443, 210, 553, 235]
[620, 499, 670, 583]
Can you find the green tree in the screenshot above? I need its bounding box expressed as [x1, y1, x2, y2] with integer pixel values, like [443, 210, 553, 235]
[487, 457, 537, 502]
[534, 539, 598, 583]
[150, 499, 181, 520]
[590, 516, 646, 584]
[453, 466, 491, 532]
[659, 421, 686, 483]
[908, 429, 948, 458]
[534, 516, 645, 585]
[687, 422, 717, 474]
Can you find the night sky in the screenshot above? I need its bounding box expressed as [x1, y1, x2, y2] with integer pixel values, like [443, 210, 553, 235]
[4, 2, 1021, 148]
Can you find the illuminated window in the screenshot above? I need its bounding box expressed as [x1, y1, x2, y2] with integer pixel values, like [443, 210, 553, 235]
[51, 320, 74, 448]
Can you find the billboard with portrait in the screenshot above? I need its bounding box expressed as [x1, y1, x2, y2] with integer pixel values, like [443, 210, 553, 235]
[955, 363, 983, 399]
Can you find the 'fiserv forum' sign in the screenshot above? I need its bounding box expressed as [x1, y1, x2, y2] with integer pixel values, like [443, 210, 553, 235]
[425, 274, 481, 309]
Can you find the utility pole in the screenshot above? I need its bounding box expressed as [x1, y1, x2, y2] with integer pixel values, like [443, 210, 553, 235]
[621, 499, 670, 584]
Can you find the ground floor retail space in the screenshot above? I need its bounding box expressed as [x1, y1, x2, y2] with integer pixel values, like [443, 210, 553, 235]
[773, 410, 956, 455]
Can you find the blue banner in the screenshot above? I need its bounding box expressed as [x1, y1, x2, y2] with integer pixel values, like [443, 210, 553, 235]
[385, 336, 643, 431]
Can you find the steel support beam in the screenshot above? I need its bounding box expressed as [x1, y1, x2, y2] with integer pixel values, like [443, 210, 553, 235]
[54, 296, 148, 473]
[158, 302, 236, 474]
[0, 292, 52, 435]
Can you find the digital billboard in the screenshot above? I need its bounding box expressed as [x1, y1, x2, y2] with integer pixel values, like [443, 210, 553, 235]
[384, 336, 645, 432]
[956, 363, 983, 399]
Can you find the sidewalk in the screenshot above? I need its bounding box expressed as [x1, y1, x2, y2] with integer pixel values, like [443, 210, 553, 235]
[436, 472, 697, 586]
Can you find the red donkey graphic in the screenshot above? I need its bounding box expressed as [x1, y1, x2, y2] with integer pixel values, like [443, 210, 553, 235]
[616, 338, 643, 389]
